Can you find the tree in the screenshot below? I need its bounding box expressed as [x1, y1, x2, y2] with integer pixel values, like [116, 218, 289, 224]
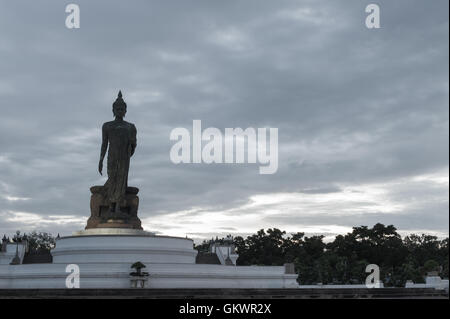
[195, 224, 449, 286]
[130, 261, 148, 276]
[424, 260, 440, 274]
[12, 231, 56, 253]
[235, 229, 287, 266]
[193, 240, 210, 253]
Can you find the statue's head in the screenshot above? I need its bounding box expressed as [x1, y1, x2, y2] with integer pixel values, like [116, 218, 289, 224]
[113, 90, 127, 118]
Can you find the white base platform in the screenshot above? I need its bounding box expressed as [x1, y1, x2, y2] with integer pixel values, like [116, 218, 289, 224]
[52, 229, 196, 264]
[0, 229, 299, 289]
[0, 263, 298, 289]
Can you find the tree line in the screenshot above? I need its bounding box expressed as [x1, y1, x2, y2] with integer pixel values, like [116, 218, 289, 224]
[195, 223, 449, 286]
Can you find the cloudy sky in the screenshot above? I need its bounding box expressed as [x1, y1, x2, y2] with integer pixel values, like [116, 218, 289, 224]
[0, 0, 448, 242]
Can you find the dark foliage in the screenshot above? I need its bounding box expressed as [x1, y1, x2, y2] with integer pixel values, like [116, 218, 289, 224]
[198, 224, 449, 287]
[12, 230, 56, 253]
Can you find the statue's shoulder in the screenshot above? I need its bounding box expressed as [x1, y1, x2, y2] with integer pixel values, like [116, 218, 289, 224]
[124, 121, 136, 129]
[102, 121, 115, 129]
[102, 121, 115, 126]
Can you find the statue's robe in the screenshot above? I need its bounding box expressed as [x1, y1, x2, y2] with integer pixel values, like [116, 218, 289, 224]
[102, 120, 137, 206]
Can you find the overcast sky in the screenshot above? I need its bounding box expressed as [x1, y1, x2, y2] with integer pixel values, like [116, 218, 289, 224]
[0, 0, 448, 242]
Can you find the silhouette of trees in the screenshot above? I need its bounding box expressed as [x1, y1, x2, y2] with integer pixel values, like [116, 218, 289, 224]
[222, 223, 449, 286]
[11, 231, 56, 253]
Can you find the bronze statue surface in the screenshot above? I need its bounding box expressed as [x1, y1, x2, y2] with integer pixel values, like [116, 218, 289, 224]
[86, 91, 142, 230]
[99, 91, 137, 211]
